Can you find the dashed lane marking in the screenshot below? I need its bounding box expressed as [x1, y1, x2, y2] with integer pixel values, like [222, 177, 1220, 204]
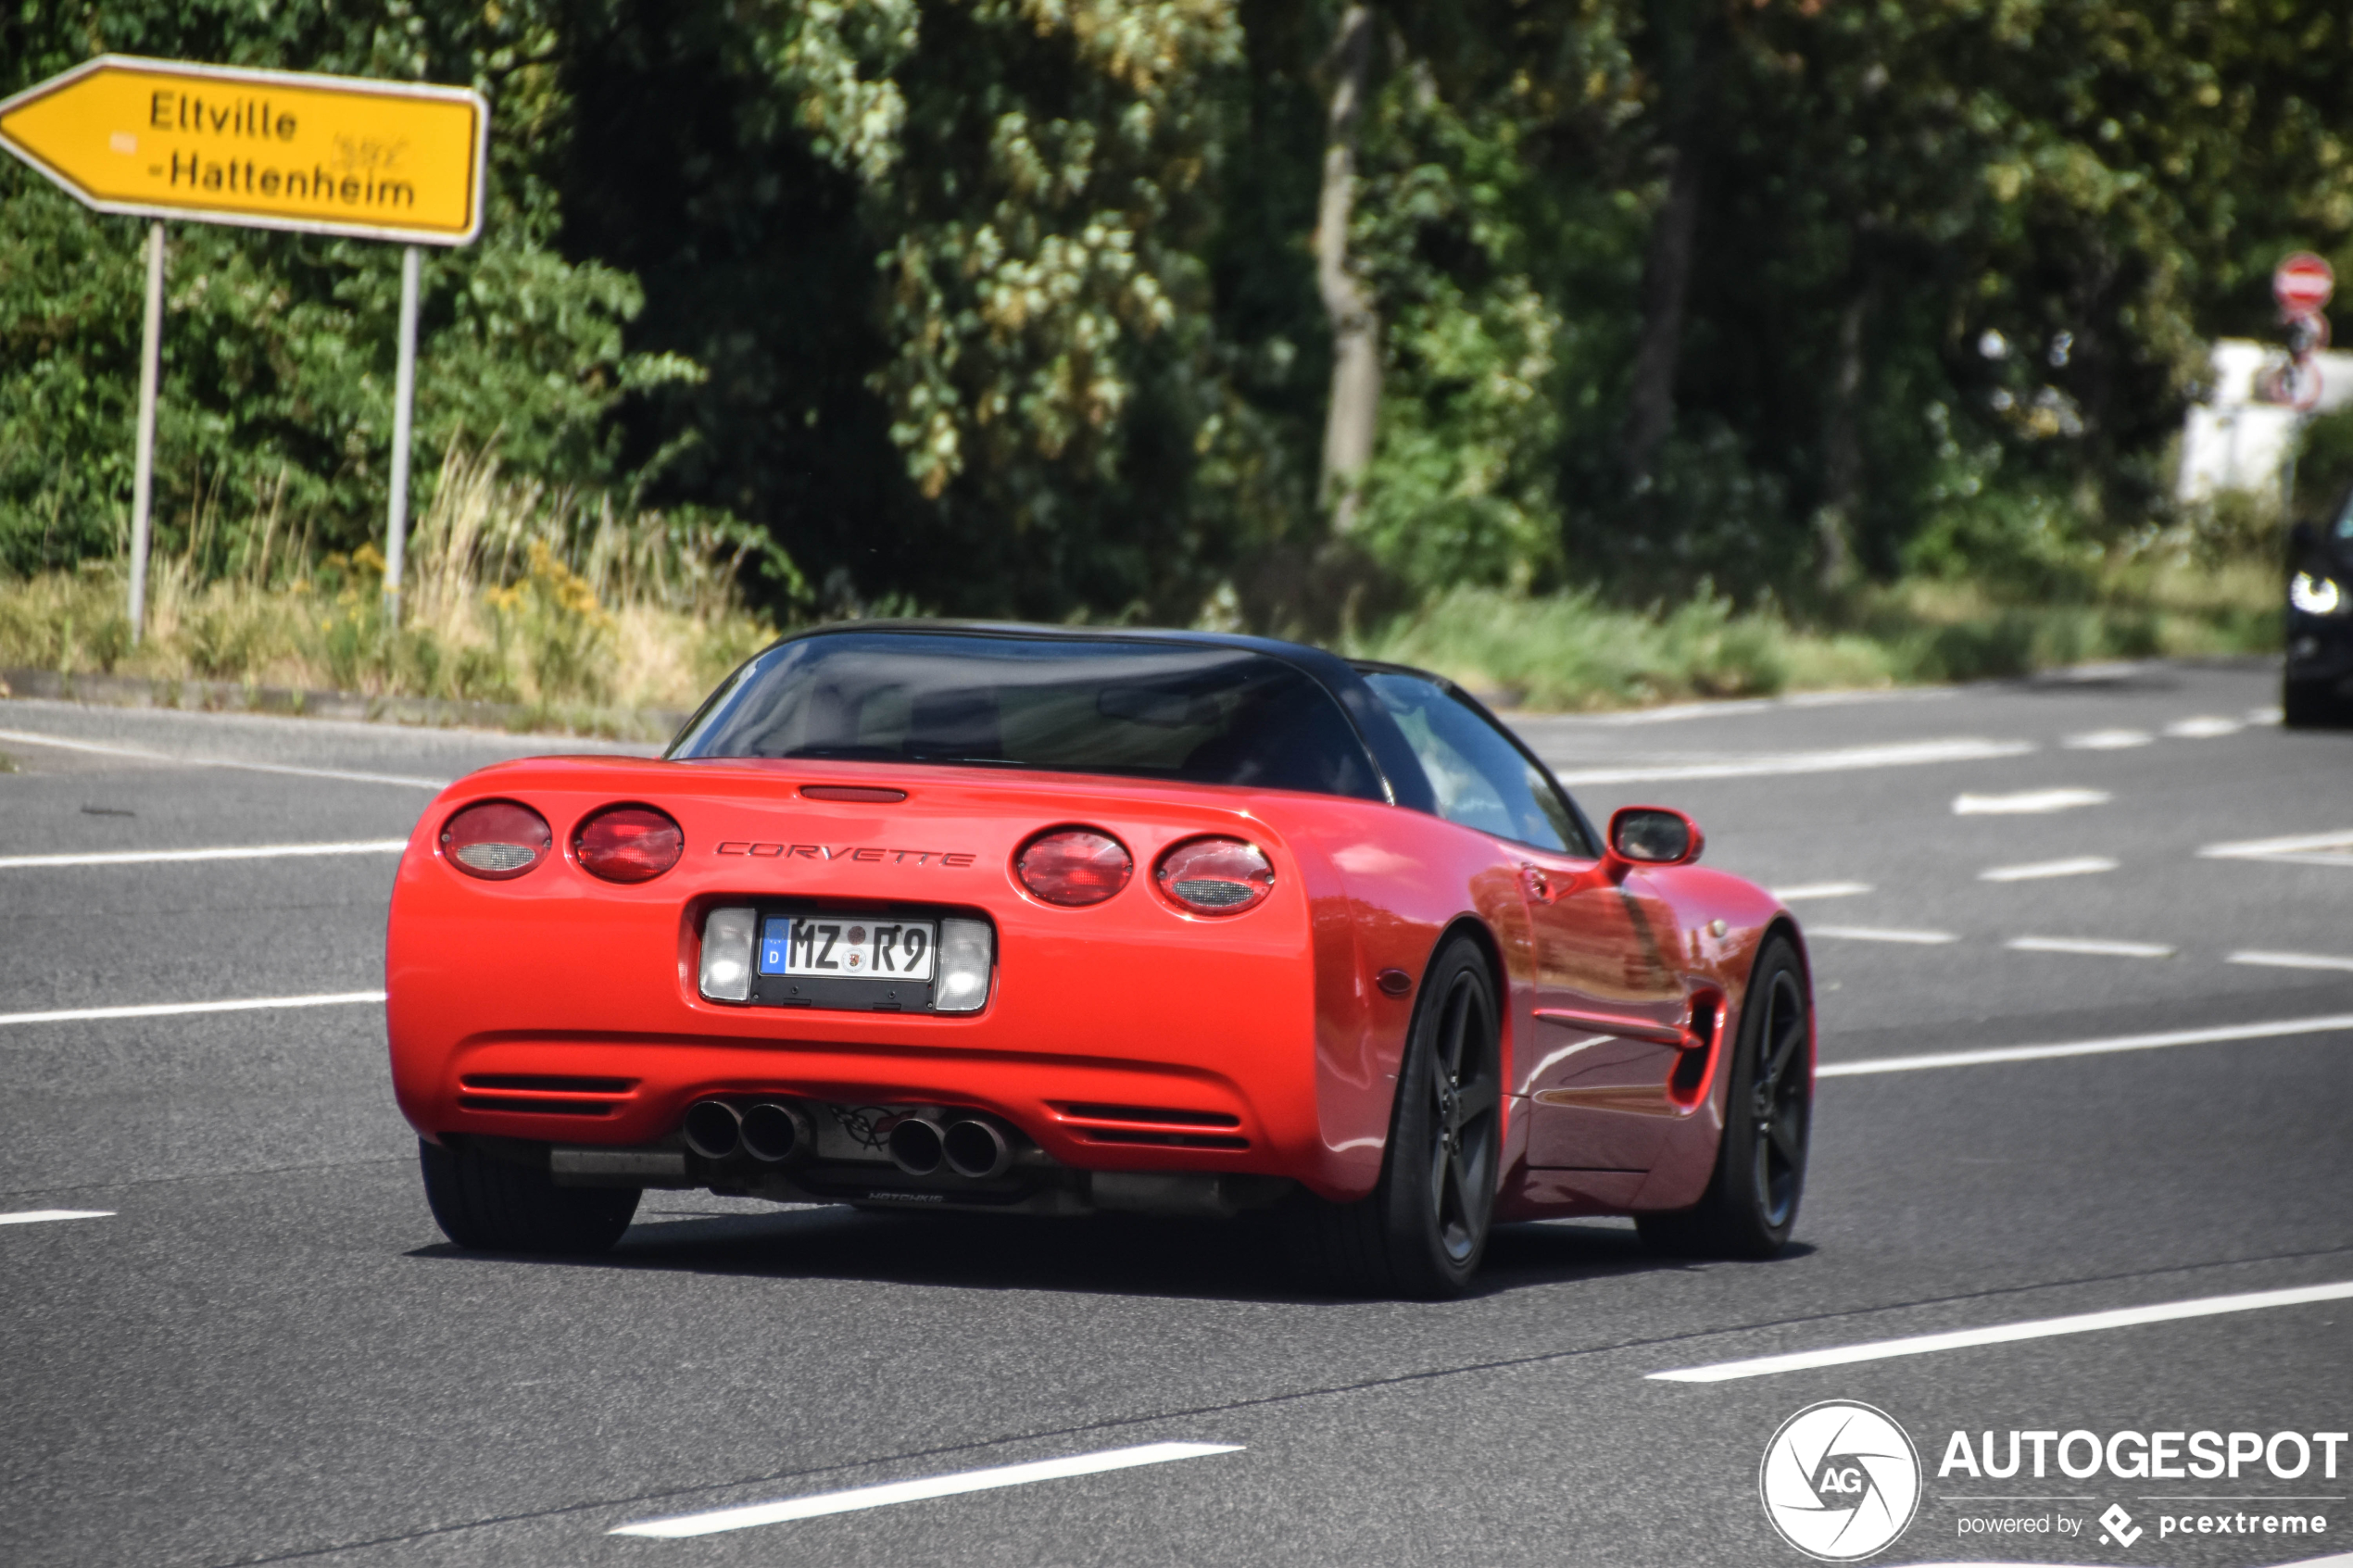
[1980, 856, 2118, 883]
[1768, 881, 1873, 900]
[0, 991, 386, 1028]
[1550, 737, 2034, 786]
[610, 1442, 1245, 1538]
[0, 1210, 113, 1226]
[2063, 729, 2152, 749]
[1806, 925, 1958, 945]
[2230, 950, 2353, 973]
[0, 728, 447, 790]
[1645, 1280, 2353, 1383]
[1953, 787, 2111, 815]
[0, 840, 408, 871]
[2165, 715, 2245, 738]
[2199, 829, 2353, 869]
[2006, 935, 2175, 959]
[1816, 1011, 2353, 1077]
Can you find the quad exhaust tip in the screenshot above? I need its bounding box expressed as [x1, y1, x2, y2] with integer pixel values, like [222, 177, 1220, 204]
[943, 1118, 1013, 1180]
[740, 1100, 812, 1163]
[682, 1098, 743, 1160]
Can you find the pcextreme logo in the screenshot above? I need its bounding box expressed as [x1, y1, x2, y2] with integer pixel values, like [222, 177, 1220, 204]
[1760, 1401, 1923, 1561]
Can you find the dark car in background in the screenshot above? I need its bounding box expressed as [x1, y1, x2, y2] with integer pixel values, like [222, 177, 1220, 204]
[2286, 488, 2353, 726]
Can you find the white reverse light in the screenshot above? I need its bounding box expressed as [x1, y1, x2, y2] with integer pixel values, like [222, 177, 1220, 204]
[698, 906, 756, 1002]
[2291, 571, 2344, 616]
[934, 918, 994, 1013]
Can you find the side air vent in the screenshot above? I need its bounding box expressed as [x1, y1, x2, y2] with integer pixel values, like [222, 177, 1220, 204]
[1051, 1103, 1241, 1129]
[457, 1073, 640, 1118]
[1049, 1103, 1249, 1150]
[1073, 1128, 1251, 1151]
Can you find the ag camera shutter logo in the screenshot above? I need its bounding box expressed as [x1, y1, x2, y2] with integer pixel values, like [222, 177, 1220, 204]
[1760, 1401, 1922, 1560]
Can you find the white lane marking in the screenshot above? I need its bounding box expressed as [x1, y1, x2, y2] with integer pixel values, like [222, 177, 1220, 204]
[1816, 1011, 2353, 1077]
[0, 991, 386, 1028]
[1771, 881, 1874, 901]
[2248, 705, 2285, 726]
[0, 728, 447, 790]
[2006, 935, 2174, 958]
[1979, 856, 2118, 883]
[1529, 687, 1956, 728]
[0, 839, 408, 871]
[2230, 950, 2353, 973]
[1806, 925, 1957, 945]
[1551, 737, 2034, 785]
[610, 1442, 1244, 1538]
[2165, 715, 2244, 738]
[0, 1210, 114, 1226]
[2063, 729, 2151, 749]
[1952, 787, 2110, 815]
[1645, 1280, 2353, 1383]
[2199, 829, 2353, 868]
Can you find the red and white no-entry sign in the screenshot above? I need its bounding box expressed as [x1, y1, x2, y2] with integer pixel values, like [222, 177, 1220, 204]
[2275, 251, 2334, 317]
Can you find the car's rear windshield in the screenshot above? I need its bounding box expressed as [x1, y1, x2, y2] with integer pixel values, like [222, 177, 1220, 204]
[668, 632, 1386, 800]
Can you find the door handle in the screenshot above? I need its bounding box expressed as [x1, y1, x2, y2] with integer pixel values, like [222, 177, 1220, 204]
[1519, 863, 1551, 902]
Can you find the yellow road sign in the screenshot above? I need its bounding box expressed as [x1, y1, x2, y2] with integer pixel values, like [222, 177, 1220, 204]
[0, 55, 485, 245]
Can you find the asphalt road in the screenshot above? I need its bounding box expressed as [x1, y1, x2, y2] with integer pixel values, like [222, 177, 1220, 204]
[2, 659, 2347, 1568]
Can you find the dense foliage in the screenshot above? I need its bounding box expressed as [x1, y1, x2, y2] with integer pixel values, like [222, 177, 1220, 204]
[6, 1, 2350, 625]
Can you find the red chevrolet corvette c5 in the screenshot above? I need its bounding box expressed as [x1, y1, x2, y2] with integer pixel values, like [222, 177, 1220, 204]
[386, 623, 1813, 1296]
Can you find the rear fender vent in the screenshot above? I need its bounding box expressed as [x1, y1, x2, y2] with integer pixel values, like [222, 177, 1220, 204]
[1072, 1128, 1251, 1151]
[1050, 1102, 1241, 1130]
[457, 1073, 640, 1118]
[1049, 1103, 1248, 1150]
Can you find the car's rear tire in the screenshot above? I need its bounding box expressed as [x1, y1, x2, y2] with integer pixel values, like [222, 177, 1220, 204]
[419, 1138, 639, 1253]
[1637, 935, 1811, 1261]
[1290, 934, 1502, 1298]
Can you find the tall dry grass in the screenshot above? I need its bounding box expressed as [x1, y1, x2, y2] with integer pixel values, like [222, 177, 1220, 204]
[0, 441, 784, 719]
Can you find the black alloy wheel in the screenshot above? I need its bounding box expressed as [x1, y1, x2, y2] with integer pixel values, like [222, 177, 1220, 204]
[419, 1137, 639, 1254]
[1292, 934, 1502, 1298]
[1639, 935, 1811, 1260]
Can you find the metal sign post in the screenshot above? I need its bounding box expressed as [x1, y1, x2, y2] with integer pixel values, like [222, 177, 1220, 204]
[0, 55, 487, 638]
[128, 220, 165, 646]
[384, 245, 422, 621]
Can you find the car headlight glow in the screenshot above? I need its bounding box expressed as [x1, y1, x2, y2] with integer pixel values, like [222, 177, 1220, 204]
[698, 906, 756, 1002]
[934, 917, 994, 1012]
[2291, 571, 2345, 616]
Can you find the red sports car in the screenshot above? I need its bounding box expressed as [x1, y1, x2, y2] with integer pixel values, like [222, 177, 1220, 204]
[385, 624, 1813, 1296]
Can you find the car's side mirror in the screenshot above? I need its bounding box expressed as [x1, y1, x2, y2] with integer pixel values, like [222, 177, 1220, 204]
[1608, 806, 1704, 869]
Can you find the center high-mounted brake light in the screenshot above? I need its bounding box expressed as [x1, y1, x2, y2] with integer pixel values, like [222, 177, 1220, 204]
[1014, 827, 1132, 907]
[1155, 836, 1275, 915]
[440, 801, 551, 880]
[574, 804, 684, 884]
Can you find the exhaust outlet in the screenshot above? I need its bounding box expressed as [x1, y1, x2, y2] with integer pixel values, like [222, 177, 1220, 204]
[886, 1117, 944, 1176]
[942, 1118, 1013, 1180]
[682, 1098, 743, 1160]
[740, 1101, 812, 1163]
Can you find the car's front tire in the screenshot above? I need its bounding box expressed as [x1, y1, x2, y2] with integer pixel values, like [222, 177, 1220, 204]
[1291, 934, 1503, 1298]
[419, 1138, 639, 1254]
[2284, 675, 2350, 729]
[1638, 935, 1811, 1260]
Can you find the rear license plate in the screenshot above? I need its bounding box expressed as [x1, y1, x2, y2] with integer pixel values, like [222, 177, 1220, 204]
[759, 916, 937, 982]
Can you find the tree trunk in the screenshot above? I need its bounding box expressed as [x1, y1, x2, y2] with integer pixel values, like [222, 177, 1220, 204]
[1617, 143, 1703, 493]
[1316, 4, 1379, 533]
[1815, 286, 1869, 591]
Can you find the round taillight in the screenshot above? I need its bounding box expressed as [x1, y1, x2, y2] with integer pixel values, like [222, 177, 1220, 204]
[574, 804, 685, 884]
[441, 801, 551, 880]
[1014, 827, 1132, 907]
[1156, 836, 1275, 915]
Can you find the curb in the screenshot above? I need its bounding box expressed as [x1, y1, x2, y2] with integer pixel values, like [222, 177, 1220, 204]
[0, 667, 691, 741]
